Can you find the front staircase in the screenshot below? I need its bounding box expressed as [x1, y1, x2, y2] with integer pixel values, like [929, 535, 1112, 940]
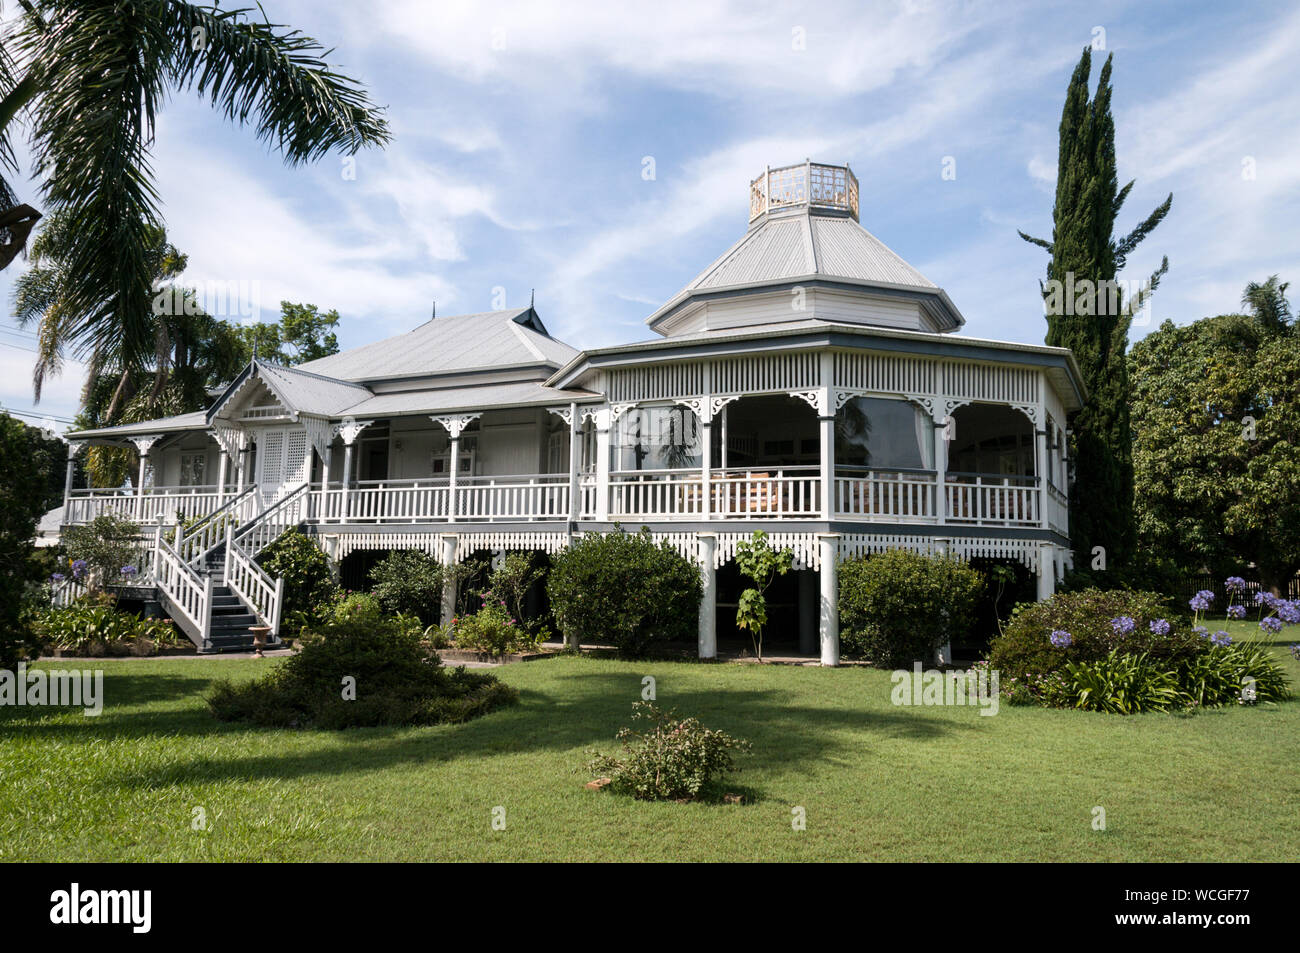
[151, 484, 310, 653]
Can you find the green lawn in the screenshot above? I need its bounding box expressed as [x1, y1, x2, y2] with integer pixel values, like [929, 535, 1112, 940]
[3, 621, 1298, 862]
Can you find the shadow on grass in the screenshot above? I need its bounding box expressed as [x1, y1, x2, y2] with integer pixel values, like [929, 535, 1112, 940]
[78, 668, 972, 797]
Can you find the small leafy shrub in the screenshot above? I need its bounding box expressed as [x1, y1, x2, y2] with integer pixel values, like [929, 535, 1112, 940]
[207, 599, 518, 729]
[838, 550, 985, 666]
[1052, 650, 1185, 714]
[1179, 643, 1290, 707]
[548, 528, 701, 657]
[258, 530, 340, 628]
[450, 599, 543, 657]
[368, 549, 445, 625]
[34, 594, 183, 655]
[988, 588, 1201, 686]
[486, 552, 548, 634]
[734, 531, 793, 661]
[60, 513, 141, 590]
[587, 702, 751, 801]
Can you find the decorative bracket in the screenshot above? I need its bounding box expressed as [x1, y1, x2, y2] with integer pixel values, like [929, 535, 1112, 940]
[128, 435, 163, 456]
[608, 402, 636, 425]
[333, 418, 376, 446]
[709, 394, 742, 420]
[546, 406, 573, 428]
[1009, 403, 1041, 427]
[789, 389, 826, 416]
[431, 413, 481, 440]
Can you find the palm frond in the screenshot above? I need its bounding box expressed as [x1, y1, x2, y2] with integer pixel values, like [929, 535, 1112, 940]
[166, 3, 391, 164]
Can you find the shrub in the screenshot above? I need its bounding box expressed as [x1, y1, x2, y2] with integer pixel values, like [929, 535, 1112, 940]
[207, 599, 518, 729]
[1053, 650, 1185, 714]
[734, 531, 793, 661]
[450, 600, 543, 657]
[838, 550, 985, 666]
[988, 588, 1202, 686]
[485, 552, 547, 634]
[548, 528, 701, 657]
[60, 513, 141, 590]
[1178, 642, 1290, 707]
[587, 702, 751, 801]
[34, 594, 183, 655]
[258, 530, 340, 628]
[367, 549, 445, 625]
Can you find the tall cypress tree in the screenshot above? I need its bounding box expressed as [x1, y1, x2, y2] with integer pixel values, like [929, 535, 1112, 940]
[1020, 49, 1172, 573]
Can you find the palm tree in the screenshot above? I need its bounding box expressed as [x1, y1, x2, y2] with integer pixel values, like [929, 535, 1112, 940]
[0, 1, 388, 384]
[1241, 275, 1292, 334]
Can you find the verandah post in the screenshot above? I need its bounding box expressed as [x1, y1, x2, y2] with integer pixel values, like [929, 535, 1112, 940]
[697, 532, 718, 659]
[818, 532, 840, 667]
[440, 533, 459, 626]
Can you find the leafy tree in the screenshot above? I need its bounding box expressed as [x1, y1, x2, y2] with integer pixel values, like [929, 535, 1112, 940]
[0, 1, 387, 388]
[233, 301, 341, 366]
[1019, 48, 1172, 571]
[0, 414, 54, 667]
[733, 531, 793, 661]
[258, 530, 340, 629]
[1130, 308, 1300, 594]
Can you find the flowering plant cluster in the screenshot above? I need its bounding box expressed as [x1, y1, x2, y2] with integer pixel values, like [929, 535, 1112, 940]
[449, 599, 542, 658]
[1049, 629, 1073, 647]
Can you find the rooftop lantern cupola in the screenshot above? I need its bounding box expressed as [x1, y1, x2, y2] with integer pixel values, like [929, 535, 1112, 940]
[749, 159, 859, 224]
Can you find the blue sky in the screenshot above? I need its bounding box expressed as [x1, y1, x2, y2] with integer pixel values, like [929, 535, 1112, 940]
[2, 0, 1297, 431]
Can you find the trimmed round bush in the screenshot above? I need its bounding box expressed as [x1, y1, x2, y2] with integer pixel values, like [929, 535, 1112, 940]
[838, 550, 984, 667]
[207, 595, 517, 729]
[547, 528, 701, 657]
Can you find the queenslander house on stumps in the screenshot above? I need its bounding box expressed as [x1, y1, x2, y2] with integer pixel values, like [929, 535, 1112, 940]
[56, 161, 1084, 661]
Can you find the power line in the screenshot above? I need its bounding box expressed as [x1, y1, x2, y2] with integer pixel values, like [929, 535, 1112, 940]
[0, 339, 38, 354]
[0, 406, 76, 425]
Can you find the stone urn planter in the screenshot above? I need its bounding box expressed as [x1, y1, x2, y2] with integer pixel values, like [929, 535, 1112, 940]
[249, 625, 272, 658]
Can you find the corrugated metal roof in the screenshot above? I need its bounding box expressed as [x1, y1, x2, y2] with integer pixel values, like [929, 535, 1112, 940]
[68, 411, 209, 440]
[676, 208, 935, 295]
[338, 381, 599, 418]
[256, 362, 372, 416]
[295, 307, 578, 382]
[810, 218, 935, 288]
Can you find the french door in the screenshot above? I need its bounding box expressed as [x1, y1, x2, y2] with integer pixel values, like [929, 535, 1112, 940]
[255, 428, 310, 505]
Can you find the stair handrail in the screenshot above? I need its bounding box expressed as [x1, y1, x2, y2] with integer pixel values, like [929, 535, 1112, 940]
[223, 524, 285, 637]
[175, 486, 260, 565]
[151, 526, 212, 647]
[231, 482, 311, 558]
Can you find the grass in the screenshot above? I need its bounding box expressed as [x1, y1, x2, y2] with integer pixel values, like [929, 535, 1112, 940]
[2, 619, 1297, 862]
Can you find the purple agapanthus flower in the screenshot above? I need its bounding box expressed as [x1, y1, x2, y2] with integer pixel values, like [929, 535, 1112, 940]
[1224, 576, 1247, 592]
[120, 565, 138, 577]
[1194, 626, 1209, 638]
[1227, 604, 1246, 619]
[1049, 629, 1073, 648]
[1291, 644, 1300, 662]
[70, 559, 88, 579]
[1260, 616, 1284, 634]
[1149, 618, 1171, 635]
[1110, 616, 1136, 635]
[1211, 631, 1233, 647]
[1277, 601, 1300, 625]
[49, 573, 65, 583]
[1190, 591, 1214, 612]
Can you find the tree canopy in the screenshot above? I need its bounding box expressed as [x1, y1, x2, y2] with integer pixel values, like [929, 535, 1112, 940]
[1130, 285, 1300, 593]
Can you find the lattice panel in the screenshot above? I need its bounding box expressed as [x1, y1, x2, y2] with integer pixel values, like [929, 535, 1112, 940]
[838, 533, 1042, 572]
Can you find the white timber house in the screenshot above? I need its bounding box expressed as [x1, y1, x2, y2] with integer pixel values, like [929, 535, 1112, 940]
[59, 161, 1084, 660]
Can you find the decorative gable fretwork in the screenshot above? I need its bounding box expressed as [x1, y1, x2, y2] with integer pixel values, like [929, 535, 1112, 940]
[602, 349, 1041, 409]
